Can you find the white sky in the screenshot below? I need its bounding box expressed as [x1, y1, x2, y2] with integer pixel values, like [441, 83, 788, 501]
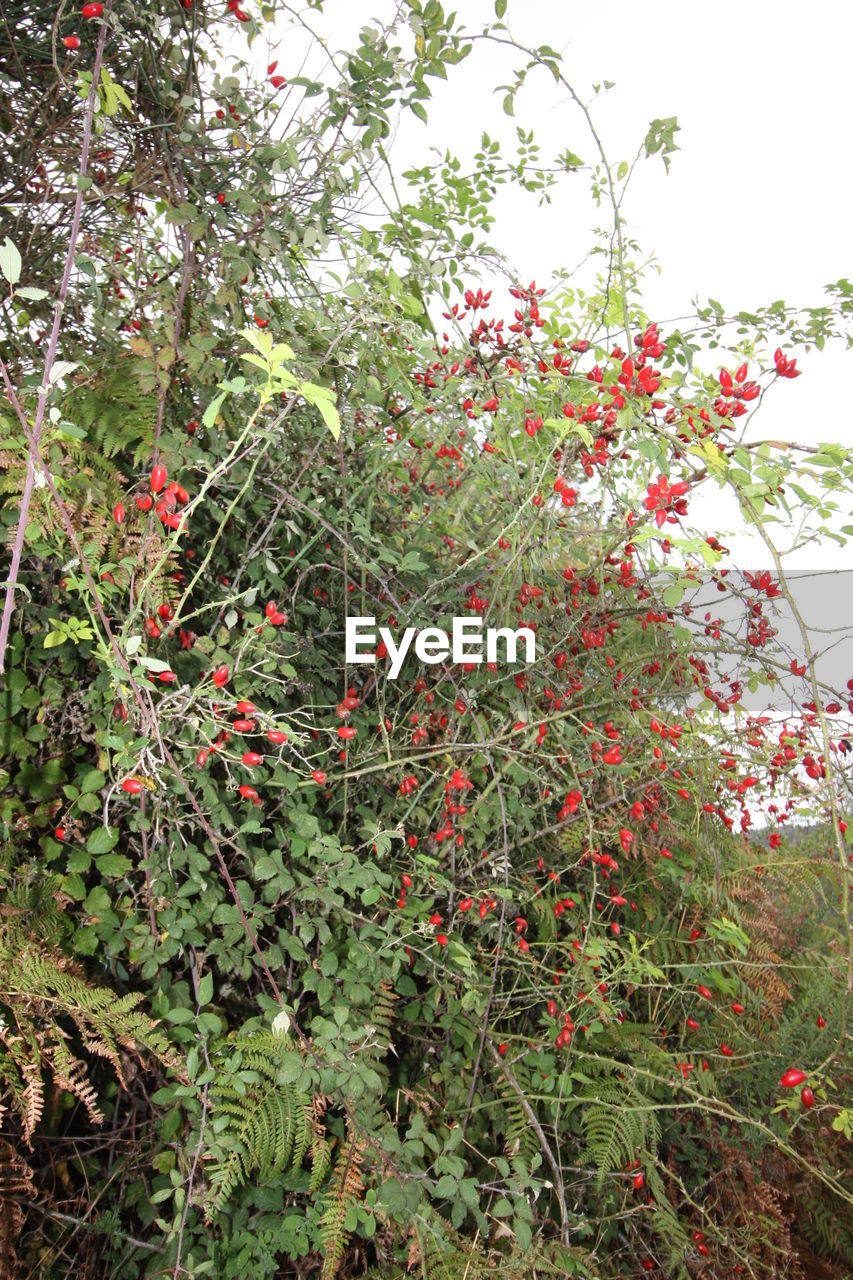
[241, 0, 853, 571]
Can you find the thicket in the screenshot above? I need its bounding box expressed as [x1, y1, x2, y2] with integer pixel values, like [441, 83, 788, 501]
[1, 2, 852, 1277]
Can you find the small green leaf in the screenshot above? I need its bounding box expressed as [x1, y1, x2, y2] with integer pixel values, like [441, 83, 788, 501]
[96, 852, 132, 877]
[197, 971, 214, 1006]
[0, 238, 22, 286]
[202, 390, 227, 429]
[87, 826, 119, 855]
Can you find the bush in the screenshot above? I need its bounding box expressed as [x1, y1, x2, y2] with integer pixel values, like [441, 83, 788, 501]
[1, 3, 852, 1276]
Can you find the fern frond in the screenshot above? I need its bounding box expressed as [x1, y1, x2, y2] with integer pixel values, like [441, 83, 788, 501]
[204, 1025, 325, 1218]
[0, 915, 179, 1144]
[319, 1121, 365, 1280]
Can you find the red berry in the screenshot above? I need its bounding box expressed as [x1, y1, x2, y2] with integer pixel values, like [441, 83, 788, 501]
[121, 778, 142, 794]
[242, 751, 263, 767]
[311, 769, 326, 785]
[113, 503, 125, 524]
[82, 2, 103, 17]
[150, 463, 167, 494]
[780, 1068, 807, 1088]
[238, 784, 258, 800]
[337, 725, 356, 739]
[435, 933, 448, 946]
[54, 826, 66, 840]
[800, 1086, 815, 1108]
[211, 664, 229, 688]
[136, 492, 153, 512]
[267, 730, 288, 744]
[64, 35, 80, 49]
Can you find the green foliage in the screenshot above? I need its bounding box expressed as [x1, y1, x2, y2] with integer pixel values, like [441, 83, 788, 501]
[204, 1025, 328, 1218]
[0, 871, 179, 1143]
[0, 1, 852, 1277]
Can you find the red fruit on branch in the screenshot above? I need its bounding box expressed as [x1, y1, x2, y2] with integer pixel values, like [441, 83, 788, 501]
[136, 492, 153, 511]
[241, 751, 263, 767]
[113, 503, 125, 524]
[82, 2, 103, 17]
[211, 665, 229, 688]
[311, 769, 326, 785]
[267, 730, 287, 744]
[121, 778, 142, 794]
[800, 1086, 815, 1108]
[337, 725, 356, 739]
[238, 784, 258, 800]
[150, 463, 167, 493]
[780, 1068, 807, 1088]
[63, 34, 80, 49]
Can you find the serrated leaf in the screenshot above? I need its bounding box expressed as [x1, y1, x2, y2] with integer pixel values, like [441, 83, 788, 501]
[0, 238, 22, 285]
[87, 826, 119, 855]
[197, 971, 214, 1006]
[96, 852, 132, 877]
[202, 390, 227, 429]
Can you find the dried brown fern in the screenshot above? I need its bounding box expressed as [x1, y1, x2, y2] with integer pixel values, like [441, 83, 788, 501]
[0, 1138, 36, 1280]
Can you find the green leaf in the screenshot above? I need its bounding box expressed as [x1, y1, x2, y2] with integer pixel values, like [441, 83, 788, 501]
[495, 0, 507, 15]
[43, 631, 67, 649]
[96, 852, 132, 877]
[79, 768, 106, 794]
[0, 237, 22, 286]
[87, 826, 119, 855]
[202, 391, 228, 429]
[197, 971, 214, 1006]
[301, 382, 341, 440]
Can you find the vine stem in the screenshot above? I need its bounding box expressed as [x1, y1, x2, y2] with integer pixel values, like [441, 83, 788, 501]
[0, 1, 113, 675]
